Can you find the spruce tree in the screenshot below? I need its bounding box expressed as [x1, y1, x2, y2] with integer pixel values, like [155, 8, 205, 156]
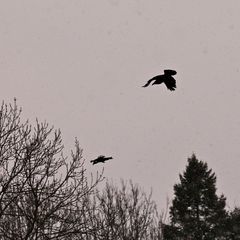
[169, 154, 228, 239]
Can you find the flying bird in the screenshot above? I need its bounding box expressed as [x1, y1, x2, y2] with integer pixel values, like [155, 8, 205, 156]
[142, 69, 177, 91]
[90, 155, 113, 165]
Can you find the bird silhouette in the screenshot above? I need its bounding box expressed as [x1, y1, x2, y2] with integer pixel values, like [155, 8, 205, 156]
[90, 155, 113, 165]
[142, 69, 177, 91]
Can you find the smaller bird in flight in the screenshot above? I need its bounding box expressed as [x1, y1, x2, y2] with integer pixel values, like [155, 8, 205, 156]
[90, 155, 113, 165]
[142, 69, 177, 91]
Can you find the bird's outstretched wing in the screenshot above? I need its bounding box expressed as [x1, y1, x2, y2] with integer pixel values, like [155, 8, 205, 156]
[90, 159, 97, 164]
[142, 78, 155, 87]
[164, 78, 176, 91]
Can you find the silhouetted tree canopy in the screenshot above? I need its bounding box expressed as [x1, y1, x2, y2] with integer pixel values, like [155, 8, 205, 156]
[83, 180, 162, 240]
[226, 207, 240, 238]
[168, 154, 228, 239]
[3, 101, 239, 240]
[0, 100, 103, 240]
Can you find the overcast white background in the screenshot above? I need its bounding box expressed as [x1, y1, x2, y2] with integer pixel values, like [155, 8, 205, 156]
[1, 0, 240, 211]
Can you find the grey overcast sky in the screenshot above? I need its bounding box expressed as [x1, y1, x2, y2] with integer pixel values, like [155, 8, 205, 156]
[1, 1, 240, 210]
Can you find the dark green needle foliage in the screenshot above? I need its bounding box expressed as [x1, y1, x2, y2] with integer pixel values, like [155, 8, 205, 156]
[226, 207, 240, 238]
[168, 154, 228, 239]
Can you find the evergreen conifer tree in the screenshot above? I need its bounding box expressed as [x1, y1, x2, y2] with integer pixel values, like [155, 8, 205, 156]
[169, 154, 228, 239]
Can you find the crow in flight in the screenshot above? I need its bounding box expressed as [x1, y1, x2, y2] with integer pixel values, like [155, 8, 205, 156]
[90, 155, 113, 165]
[142, 69, 177, 91]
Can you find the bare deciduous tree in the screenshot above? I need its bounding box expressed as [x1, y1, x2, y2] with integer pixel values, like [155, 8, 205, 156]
[82, 180, 163, 240]
[0, 100, 103, 240]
